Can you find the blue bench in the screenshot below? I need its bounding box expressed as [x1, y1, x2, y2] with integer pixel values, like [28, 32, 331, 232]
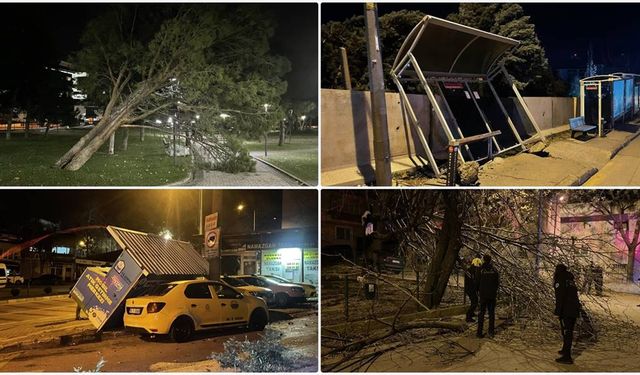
[569, 116, 597, 139]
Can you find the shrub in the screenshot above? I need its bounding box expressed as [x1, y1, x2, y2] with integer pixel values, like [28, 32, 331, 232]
[10, 288, 20, 297]
[44, 286, 52, 294]
[209, 329, 302, 372]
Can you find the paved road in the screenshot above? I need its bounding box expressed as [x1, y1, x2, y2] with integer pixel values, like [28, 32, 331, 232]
[584, 132, 640, 186]
[0, 315, 318, 372]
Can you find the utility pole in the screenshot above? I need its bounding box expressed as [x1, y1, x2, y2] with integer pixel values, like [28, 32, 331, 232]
[364, 3, 392, 186]
[340, 47, 352, 90]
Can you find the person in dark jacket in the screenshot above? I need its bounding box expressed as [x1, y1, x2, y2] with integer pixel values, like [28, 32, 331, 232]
[477, 254, 499, 338]
[554, 263, 581, 365]
[464, 257, 482, 322]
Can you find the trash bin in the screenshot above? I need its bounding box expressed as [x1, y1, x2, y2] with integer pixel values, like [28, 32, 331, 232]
[363, 282, 377, 300]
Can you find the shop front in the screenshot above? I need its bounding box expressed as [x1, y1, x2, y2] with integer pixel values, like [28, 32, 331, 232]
[220, 227, 318, 286]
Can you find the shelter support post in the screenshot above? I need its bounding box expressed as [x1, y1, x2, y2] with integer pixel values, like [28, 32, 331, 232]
[598, 83, 603, 137]
[486, 80, 527, 151]
[392, 75, 441, 176]
[464, 82, 501, 153]
[434, 82, 475, 160]
[408, 53, 465, 163]
[499, 64, 546, 143]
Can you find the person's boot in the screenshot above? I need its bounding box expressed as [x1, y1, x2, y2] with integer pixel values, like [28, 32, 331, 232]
[555, 356, 574, 365]
[476, 332, 485, 338]
[487, 331, 495, 338]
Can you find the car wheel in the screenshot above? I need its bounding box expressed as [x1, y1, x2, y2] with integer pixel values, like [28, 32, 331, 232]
[275, 293, 289, 307]
[169, 317, 194, 343]
[248, 308, 268, 331]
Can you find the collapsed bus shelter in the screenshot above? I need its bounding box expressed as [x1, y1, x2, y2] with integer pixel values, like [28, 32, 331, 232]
[580, 73, 640, 137]
[391, 15, 545, 178]
[71, 226, 209, 330]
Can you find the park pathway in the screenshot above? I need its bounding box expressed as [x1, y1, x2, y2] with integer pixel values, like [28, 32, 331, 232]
[186, 152, 299, 186]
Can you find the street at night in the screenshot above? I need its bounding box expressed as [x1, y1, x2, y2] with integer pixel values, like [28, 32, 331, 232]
[0, 189, 318, 372]
[321, 189, 640, 372]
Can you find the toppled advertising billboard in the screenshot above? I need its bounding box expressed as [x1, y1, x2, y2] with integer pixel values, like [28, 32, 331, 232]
[71, 250, 144, 330]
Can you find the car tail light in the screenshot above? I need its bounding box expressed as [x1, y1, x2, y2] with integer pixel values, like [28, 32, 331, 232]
[147, 302, 166, 313]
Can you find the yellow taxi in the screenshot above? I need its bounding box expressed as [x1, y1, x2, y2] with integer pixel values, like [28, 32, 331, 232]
[123, 280, 269, 342]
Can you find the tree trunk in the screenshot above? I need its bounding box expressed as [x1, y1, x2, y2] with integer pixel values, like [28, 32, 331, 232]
[140, 126, 145, 141]
[278, 121, 285, 146]
[44, 121, 50, 137]
[58, 109, 129, 170]
[627, 243, 637, 282]
[5, 115, 11, 140]
[424, 191, 462, 308]
[24, 118, 29, 138]
[122, 128, 129, 151]
[108, 133, 115, 155]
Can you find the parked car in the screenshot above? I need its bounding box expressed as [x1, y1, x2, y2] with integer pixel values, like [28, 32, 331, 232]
[123, 280, 269, 342]
[260, 274, 317, 298]
[29, 274, 63, 285]
[230, 275, 306, 307]
[0, 264, 7, 289]
[7, 273, 24, 285]
[221, 276, 275, 305]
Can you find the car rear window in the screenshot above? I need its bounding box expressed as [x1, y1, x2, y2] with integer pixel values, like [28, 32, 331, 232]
[143, 284, 176, 296]
[223, 278, 247, 287]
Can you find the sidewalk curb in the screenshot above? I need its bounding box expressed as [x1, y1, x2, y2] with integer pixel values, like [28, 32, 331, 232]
[610, 129, 640, 159]
[0, 328, 131, 354]
[573, 167, 599, 186]
[0, 293, 68, 305]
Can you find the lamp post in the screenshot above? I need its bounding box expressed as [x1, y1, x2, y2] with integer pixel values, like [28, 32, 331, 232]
[263, 104, 271, 157]
[236, 203, 256, 233]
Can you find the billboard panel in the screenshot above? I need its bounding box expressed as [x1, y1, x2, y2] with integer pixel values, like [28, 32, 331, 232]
[71, 251, 143, 330]
[613, 80, 625, 118]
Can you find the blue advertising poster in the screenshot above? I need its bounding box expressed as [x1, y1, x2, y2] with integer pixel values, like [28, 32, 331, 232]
[625, 79, 633, 113]
[71, 251, 144, 330]
[613, 80, 625, 118]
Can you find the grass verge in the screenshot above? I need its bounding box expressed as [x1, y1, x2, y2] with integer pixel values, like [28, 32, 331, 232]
[244, 132, 318, 185]
[0, 129, 191, 186]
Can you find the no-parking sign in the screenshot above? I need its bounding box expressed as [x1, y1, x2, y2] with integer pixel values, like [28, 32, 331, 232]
[204, 227, 221, 258]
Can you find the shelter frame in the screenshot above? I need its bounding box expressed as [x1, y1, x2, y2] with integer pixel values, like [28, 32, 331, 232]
[391, 16, 545, 177]
[580, 73, 640, 137]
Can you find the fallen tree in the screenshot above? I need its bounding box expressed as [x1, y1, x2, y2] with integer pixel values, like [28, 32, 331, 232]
[56, 4, 289, 171]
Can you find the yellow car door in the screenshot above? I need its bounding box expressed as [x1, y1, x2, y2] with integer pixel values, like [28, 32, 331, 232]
[183, 282, 218, 328]
[209, 282, 248, 325]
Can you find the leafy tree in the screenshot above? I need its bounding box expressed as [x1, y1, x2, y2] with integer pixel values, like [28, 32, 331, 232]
[573, 190, 640, 282]
[448, 3, 553, 95]
[56, 4, 290, 171]
[321, 10, 424, 90]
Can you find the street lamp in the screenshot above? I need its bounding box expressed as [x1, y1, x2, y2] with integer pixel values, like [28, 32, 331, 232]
[236, 203, 256, 232]
[219, 113, 230, 120]
[155, 119, 162, 125]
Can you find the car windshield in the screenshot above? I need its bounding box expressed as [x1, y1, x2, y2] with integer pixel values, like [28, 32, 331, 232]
[143, 283, 177, 296]
[224, 278, 249, 287]
[265, 275, 289, 283]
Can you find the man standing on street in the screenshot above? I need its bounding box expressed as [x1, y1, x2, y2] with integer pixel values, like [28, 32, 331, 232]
[554, 263, 581, 365]
[477, 254, 499, 338]
[465, 257, 482, 322]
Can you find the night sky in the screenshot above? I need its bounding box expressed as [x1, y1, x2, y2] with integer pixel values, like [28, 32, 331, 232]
[321, 3, 640, 72]
[0, 3, 317, 103]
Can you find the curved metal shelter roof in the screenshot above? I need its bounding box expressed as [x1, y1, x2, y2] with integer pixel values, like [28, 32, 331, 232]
[107, 226, 208, 276]
[392, 15, 519, 76]
[580, 74, 624, 82]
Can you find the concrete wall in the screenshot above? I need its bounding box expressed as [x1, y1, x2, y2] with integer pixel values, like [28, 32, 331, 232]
[321, 89, 577, 173]
[523, 97, 577, 131]
[320, 89, 434, 174]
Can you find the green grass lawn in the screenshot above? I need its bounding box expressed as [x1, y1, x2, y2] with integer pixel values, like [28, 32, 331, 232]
[0, 129, 191, 186]
[244, 132, 318, 185]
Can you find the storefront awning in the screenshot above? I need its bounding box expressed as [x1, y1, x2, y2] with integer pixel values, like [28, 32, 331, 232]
[392, 15, 518, 76]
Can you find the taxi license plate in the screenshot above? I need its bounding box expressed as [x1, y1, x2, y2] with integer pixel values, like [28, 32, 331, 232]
[128, 307, 142, 315]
